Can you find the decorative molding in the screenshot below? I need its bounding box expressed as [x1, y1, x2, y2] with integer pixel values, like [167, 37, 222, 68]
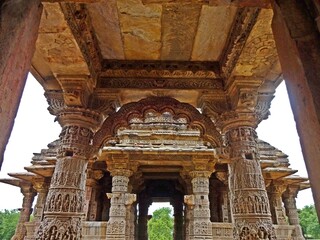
[99, 78, 223, 90]
[60, 3, 102, 82]
[142, 0, 271, 8]
[220, 8, 260, 80]
[101, 60, 221, 79]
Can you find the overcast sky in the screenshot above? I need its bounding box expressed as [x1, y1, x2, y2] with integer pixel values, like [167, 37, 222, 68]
[0, 74, 314, 211]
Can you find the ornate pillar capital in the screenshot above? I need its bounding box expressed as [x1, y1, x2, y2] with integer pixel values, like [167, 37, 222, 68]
[32, 178, 50, 193]
[268, 180, 287, 195]
[20, 182, 37, 197]
[109, 169, 133, 178]
[189, 170, 212, 179]
[283, 185, 300, 199]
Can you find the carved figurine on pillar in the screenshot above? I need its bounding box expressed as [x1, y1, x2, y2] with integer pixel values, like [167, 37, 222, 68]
[106, 169, 136, 240]
[226, 126, 276, 240]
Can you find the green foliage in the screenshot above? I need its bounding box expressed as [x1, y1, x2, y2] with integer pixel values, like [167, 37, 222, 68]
[298, 205, 320, 239]
[0, 209, 20, 240]
[148, 207, 174, 240]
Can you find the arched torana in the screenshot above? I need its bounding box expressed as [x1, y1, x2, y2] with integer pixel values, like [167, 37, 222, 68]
[94, 96, 223, 149]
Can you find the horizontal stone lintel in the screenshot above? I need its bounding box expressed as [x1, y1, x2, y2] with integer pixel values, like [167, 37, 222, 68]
[142, 0, 271, 8]
[102, 60, 221, 73]
[41, 0, 270, 7]
[98, 78, 224, 90]
[41, 0, 100, 2]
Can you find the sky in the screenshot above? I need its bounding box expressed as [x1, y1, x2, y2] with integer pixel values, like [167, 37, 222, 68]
[0, 74, 314, 212]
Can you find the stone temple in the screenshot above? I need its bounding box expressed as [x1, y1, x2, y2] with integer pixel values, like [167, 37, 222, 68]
[0, 0, 319, 239]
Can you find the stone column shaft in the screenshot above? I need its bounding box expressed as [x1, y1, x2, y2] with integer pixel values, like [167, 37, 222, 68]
[12, 183, 37, 240]
[184, 171, 213, 240]
[283, 187, 305, 240]
[33, 180, 50, 223]
[268, 182, 288, 225]
[137, 194, 151, 240]
[0, 0, 42, 166]
[271, 0, 320, 218]
[172, 196, 184, 240]
[107, 169, 136, 240]
[227, 126, 275, 239]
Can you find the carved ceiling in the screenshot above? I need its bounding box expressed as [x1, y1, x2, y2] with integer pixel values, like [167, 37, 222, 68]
[31, 0, 281, 109]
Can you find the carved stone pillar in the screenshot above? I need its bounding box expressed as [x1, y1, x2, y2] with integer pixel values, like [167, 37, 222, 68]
[24, 179, 49, 240]
[209, 179, 220, 223]
[85, 170, 104, 221]
[126, 201, 136, 240]
[282, 186, 305, 240]
[216, 172, 231, 223]
[0, 0, 42, 166]
[172, 194, 184, 240]
[267, 181, 288, 225]
[184, 202, 193, 240]
[12, 183, 37, 240]
[184, 171, 213, 240]
[226, 126, 276, 239]
[33, 179, 50, 222]
[36, 109, 101, 239]
[137, 192, 151, 240]
[106, 169, 136, 240]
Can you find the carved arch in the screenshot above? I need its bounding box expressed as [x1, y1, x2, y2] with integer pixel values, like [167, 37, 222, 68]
[93, 97, 223, 148]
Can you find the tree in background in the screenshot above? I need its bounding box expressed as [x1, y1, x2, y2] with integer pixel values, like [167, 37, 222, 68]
[148, 207, 174, 240]
[298, 205, 320, 239]
[0, 209, 20, 240]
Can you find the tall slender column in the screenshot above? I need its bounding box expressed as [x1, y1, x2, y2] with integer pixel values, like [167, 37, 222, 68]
[106, 169, 136, 240]
[36, 109, 102, 239]
[171, 194, 184, 240]
[85, 170, 104, 221]
[0, 0, 42, 166]
[227, 126, 276, 239]
[267, 181, 288, 225]
[209, 179, 220, 222]
[216, 172, 231, 223]
[184, 171, 213, 240]
[12, 182, 37, 240]
[271, 0, 320, 218]
[33, 179, 50, 223]
[137, 192, 151, 240]
[24, 179, 49, 240]
[282, 186, 305, 240]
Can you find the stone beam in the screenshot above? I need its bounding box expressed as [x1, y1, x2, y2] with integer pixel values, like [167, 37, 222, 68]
[100, 60, 221, 81]
[59, 3, 102, 83]
[0, 0, 42, 168]
[271, 0, 320, 219]
[142, 0, 271, 8]
[98, 78, 223, 90]
[220, 8, 260, 80]
[42, 0, 100, 2]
